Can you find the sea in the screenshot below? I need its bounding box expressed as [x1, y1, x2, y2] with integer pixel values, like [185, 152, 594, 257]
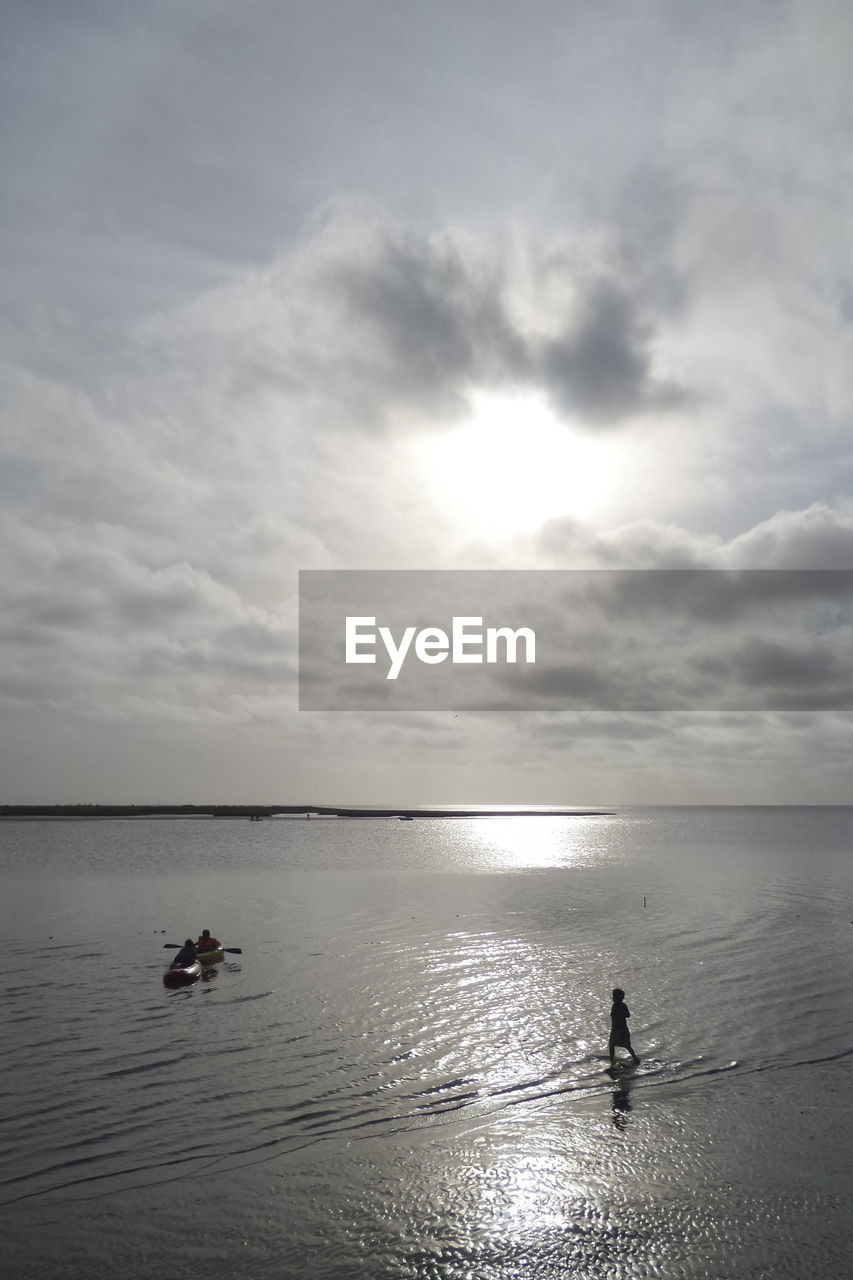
[0, 806, 850, 1279]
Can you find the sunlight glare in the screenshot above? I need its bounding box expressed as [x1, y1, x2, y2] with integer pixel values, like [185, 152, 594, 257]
[427, 391, 617, 535]
[455, 816, 598, 870]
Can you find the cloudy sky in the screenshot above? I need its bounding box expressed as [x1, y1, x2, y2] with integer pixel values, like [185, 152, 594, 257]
[2, 0, 853, 805]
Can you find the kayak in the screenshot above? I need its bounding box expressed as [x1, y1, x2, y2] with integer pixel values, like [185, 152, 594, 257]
[163, 958, 203, 987]
[196, 945, 226, 966]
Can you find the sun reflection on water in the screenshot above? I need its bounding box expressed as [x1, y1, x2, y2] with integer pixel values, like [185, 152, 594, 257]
[437, 1124, 620, 1270]
[450, 816, 609, 870]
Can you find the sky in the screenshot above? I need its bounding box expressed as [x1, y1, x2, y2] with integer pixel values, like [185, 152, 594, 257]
[2, 0, 853, 805]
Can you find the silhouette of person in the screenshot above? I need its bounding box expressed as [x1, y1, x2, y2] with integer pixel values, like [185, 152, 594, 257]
[609, 987, 640, 1065]
[173, 938, 197, 966]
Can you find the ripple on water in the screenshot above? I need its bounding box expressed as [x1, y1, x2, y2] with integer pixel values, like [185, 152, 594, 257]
[0, 810, 851, 1279]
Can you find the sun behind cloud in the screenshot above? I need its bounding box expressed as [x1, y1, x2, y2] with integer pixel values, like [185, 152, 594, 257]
[423, 390, 619, 536]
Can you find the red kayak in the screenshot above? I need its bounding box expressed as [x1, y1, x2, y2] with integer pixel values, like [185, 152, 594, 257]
[163, 958, 203, 987]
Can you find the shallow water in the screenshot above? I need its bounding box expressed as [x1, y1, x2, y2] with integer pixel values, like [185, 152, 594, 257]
[0, 808, 851, 1278]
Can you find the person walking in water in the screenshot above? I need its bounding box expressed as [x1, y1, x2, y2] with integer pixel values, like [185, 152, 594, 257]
[609, 987, 640, 1065]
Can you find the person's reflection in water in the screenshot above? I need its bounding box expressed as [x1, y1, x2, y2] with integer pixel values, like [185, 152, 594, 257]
[609, 1071, 633, 1130]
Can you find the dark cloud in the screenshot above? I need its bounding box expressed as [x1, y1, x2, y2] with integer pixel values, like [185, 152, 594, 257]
[538, 279, 686, 421]
[315, 213, 689, 430]
[510, 661, 655, 708]
[723, 637, 844, 692]
[334, 230, 524, 414]
[596, 568, 853, 626]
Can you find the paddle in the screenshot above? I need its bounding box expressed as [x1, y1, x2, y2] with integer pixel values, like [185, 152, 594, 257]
[163, 942, 243, 954]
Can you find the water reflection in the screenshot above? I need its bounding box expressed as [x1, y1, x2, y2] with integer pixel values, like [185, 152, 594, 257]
[452, 816, 609, 871]
[607, 1068, 634, 1130]
[478, 1147, 575, 1239]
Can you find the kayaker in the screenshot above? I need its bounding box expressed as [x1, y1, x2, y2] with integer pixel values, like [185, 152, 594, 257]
[195, 929, 221, 950]
[173, 938, 197, 966]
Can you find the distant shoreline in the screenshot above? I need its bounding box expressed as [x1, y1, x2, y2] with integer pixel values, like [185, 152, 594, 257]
[0, 804, 613, 820]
